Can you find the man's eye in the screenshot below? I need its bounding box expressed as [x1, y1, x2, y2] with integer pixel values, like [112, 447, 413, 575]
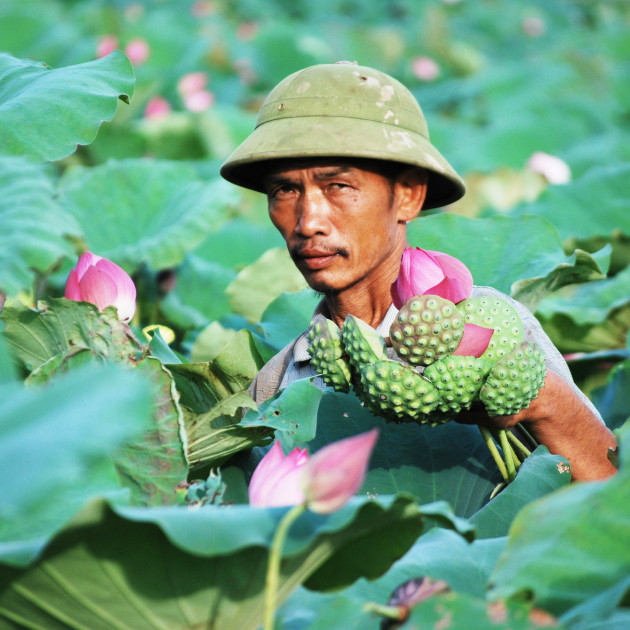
[327, 182, 349, 192]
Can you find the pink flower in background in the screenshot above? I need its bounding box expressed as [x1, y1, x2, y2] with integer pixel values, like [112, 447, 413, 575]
[236, 21, 259, 41]
[125, 38, 150, 65]
[391, 247, 473, 308]
[411, 56, 440, 82]
[177, 72, 208, 96]
[96, 34, 119, 58]
[177, 72, 215, 112]
[183, 90, 215, 112]
[302, 429, 379, 514]
[144, 96, 172, 119]
[249, 441, 308, 507]
[453, 323, 494, 358]
[527, 152, 571, 185]
[249, 429, 379, 512]
[65, 251, 137, 322]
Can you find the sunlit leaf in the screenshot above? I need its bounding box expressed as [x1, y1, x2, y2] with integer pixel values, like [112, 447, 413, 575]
[0, 51, 134, 162]
[58, 160, 238, 271]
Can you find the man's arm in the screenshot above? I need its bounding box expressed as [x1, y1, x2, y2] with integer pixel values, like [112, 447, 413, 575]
[476, 369, 618, 481]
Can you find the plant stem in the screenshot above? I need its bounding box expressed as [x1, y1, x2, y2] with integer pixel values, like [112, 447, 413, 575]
[507, 430, 532, 461]
[263, 503, 307, 630]
[498, 429, 517, 481]
[478, 426, 509, 482]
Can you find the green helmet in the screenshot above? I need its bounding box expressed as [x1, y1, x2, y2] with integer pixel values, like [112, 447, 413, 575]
[220, 62, 465, 209]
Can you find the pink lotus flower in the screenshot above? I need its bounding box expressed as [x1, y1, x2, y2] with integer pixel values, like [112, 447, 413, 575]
[177, 72, 208, 97]
[411, 56, 440, 82]
[183, 90, 215, 113]
[303, 429, 379, 514]
[249, 441, 308, 507]
[391, 247, 473, 308]
[249, 429, 379, 512]
[144, 96, 172, 119]
[124, 38, 150, 66]
[96, 34, 119, 59]
[453, 323, 494, 358]
[65, 251, 137, 322]
[526, 152, 571, 185]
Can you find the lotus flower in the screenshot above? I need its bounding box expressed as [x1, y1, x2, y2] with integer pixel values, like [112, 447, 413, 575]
[391, 247, 473, 308]
[453, 323, 494, 358]
[249, 429, 379, 512]
[248, 441, 308, 507]
[64, 251, 137, 322]
[302, 428, 379, 514]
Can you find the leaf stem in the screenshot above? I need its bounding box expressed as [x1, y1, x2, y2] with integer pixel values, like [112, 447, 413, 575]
[264, 502, 307, 630]
[478, 426, 509, 482]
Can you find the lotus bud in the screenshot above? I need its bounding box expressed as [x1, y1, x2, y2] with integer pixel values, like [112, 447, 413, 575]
[391, 247, 473, 308]
[64, 251, 137, 322]
[302, 429, 379, 514]
[248, 441, 308, 507]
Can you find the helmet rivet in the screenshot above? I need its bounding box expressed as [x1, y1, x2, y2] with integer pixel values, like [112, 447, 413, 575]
[360, 75, 367, 80]
[278, 103, 284, 110]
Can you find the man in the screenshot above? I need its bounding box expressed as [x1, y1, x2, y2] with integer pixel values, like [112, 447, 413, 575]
[220, 62, 616, 481]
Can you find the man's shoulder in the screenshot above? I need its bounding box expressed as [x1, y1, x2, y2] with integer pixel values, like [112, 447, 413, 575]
[248, 334, 305, 405]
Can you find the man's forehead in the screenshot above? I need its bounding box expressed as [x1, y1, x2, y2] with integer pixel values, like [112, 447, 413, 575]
[263, 157, 399, 183]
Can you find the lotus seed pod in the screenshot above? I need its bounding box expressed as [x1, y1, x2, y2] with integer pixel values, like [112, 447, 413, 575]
[424, 355, 493, 413]
[341, 314, 388, 371]
[389, 294, 464, 367]
[307, 315, 352, 392]
[457, 296, 524, 361]
[358, 358, 443, 423]
[480, 341, 546, 416]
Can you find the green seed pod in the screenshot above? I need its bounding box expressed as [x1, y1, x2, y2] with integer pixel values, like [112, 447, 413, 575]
[358, 358, 445, 423]
[480, 341, 546, 416]
[307, 315, 352, 392]
[456, 296, 524, 361]
[341, 314, 388, 371]
[424, 355, 493, 413]
[389, 295, 464, 366]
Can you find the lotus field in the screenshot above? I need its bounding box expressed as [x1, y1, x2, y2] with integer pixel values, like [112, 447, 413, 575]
[1, 0, 630, 628]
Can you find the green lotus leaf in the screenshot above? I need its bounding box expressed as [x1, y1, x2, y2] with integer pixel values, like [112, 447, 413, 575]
[407, 214, 606, 309]
[512, 164, 630, 242]
[57, 159, 238, 271]
[0, 157, 82, 296]
[0, 363, 153, 568]
[489, 420, 630, 615]
[0, 51, 134, 162]
[0, 298, 144, 376]
[0, 493, 447, 630]
[226, 247, 308, 322]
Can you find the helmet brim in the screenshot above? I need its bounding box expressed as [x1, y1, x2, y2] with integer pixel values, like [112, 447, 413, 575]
[220, 114, 466, 210]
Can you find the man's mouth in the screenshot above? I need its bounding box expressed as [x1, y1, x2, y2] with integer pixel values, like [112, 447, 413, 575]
[294, 248, 341, 271]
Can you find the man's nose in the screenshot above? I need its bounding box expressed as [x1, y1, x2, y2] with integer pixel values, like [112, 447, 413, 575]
[295, 190, 330, 236]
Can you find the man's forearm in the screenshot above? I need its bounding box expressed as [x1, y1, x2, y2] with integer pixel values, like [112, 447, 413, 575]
[517, 370, 618, 481]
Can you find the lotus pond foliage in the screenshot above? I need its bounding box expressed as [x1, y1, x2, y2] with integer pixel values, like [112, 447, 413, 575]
[0, 0, 629, 628]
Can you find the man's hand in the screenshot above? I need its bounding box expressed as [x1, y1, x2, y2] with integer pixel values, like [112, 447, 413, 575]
[457, 370, 618, 481]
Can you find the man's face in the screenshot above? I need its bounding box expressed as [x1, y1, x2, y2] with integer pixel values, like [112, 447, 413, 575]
[264, 160, 412, 295]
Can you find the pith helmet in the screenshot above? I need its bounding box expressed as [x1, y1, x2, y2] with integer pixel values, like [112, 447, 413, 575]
[220, 62, 465, 209]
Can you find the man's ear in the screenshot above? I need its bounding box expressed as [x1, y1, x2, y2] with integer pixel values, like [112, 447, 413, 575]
[394, 167, 428, 222]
